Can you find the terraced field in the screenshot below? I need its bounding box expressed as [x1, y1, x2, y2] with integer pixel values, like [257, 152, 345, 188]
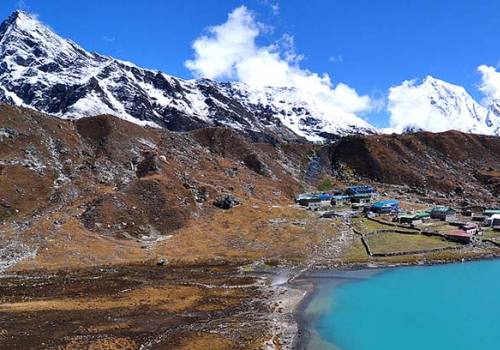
[367, 232, 460, 255]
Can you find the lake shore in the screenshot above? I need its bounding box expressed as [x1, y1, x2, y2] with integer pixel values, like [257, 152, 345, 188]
[290, 268, 384, 350]
[285, 254, 500, 350]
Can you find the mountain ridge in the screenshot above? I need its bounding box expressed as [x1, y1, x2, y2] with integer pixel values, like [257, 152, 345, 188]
[388, 75, 500, 136]
[0, 10, 376, 143]
[1, 11, 499, 141]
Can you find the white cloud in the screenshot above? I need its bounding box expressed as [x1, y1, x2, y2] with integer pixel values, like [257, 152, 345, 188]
[185, 6, 260, 80]
[478, 65, 500, 103]
[270, 3, 280, 15]
[103, 35, 116, 42]
[387, 78, 452, 133]
[258, 0, 280, 15]
[185, 6, 373, 120]
[328, 55, 343, 64]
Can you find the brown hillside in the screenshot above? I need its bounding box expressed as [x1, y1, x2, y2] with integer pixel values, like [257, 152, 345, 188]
[2, 103, 500, 271]
[0, 104, 319, 271]
[329, 131, 500, 200]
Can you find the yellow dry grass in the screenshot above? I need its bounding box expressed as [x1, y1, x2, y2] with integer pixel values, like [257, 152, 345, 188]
[56, 337, 138, 350]
[156, 201, 334, 264]
[173, 332, 234, 350]
[0, 285, 201, 313]
[367, 232, 458, 254]
[14, 216, 149, 271]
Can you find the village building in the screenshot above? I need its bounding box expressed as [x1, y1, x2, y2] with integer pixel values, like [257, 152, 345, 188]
[444, 229, 473, 243]
[493, 217, 500, 231]
[471, 213, 487, 222]
[330, 189, 344, 196]
[295, 193, 313, 203]
[430, 206, 456, 221]
[298, 197, 313, 206]
[296, 193, 316, 206]
[483, 209, 500, 217]
[486, 214, 500, 230]
[370, 199, 400, 214]
[331, 194, 350, 207]
[350, 193, 372, 204]
[397, 211, 431, 225]
[297, 193, 334, 206]
[459, 222, 479, 235]
[345, 185, 375, 196]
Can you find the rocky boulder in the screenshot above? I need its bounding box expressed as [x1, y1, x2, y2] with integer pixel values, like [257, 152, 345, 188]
[213, 195, 240, 210]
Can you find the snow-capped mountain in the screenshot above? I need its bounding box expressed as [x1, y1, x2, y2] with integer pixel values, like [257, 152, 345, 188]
[388, 76, 500, 136]
[0, 11, 376, 142]
[486, 100, 500, 135]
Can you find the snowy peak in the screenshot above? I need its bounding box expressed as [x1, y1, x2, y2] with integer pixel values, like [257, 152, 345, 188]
[0, 11, 498, 142]
[421, 75, 471, 104]
[0, 10, 27, 34]
[389, 75, 500, 136]
[422, 76, 485, 124]
[0, 10, 83, 59]
[2, 10, 41, 32]
[0, 11, 378, 142]
[216, 82, 377, 141]
[486, 100, 500, 135]
[0, 10, 105, 77]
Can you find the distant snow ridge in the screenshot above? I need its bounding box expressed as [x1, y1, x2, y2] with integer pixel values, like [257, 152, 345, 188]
[2, 11, 498, 140]
[388, 76, 500, 136]
[0, 11, 376, 142]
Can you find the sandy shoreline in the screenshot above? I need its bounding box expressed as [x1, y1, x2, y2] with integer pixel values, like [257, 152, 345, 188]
[290, 280, 317, 350]
[260, 271, 314, 350]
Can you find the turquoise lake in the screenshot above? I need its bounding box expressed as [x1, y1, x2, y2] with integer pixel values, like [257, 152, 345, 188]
[304, 260, 500, 350]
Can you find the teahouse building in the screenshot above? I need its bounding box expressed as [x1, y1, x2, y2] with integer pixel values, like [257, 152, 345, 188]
[297, 193, 334, 206]
[345, 185, 375, 196]
[444, 230, 473, 243]
[331, 195, 350, 207]
[459, 222, 479, 235]
[397, 211, 431, 225]
[484, 209, 500, 217]
[430, 206, 456, 221]
[350, 193, 372, 205]
[370, 199, 400, 214]
[486, 214, 500, 230]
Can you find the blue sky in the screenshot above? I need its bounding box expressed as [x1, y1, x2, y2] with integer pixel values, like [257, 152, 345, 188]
[1, 0, 500, 127]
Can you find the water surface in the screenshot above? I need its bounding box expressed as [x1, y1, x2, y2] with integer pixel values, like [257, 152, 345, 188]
[305, 260, 500, 350]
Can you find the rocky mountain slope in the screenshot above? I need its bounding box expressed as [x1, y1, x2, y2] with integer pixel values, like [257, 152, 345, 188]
[328, 131, 500, 201]
[0, 102, 321, 271]
[0, 10, 375, 143]
[2, 11, 500, 143]
[2, 103, 500, 271]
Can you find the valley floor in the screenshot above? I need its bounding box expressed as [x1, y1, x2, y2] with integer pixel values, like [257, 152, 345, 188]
[2, 202, 500, 350]
[1, 104, 500, 349]
[0, 264, 280, 350]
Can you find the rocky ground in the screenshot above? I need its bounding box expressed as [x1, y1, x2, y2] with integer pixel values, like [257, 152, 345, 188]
[1, 103, 500, 349]
[0, 264, 277, 350]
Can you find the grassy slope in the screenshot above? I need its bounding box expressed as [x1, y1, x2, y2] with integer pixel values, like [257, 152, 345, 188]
[367, 233, 458, 254]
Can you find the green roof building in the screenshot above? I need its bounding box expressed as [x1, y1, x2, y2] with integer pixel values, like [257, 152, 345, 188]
[430, 206, 456, 220]
[484, 209, 500, 217]
[397, 211, 431, 224]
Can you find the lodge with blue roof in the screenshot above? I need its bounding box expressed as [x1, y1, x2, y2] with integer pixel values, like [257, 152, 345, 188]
[370, 199, 400, 214]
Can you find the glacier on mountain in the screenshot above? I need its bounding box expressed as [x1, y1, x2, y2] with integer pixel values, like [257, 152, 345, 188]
[0, 10, 499, 141]
[0, 11, 376, 142]
[388, 76, 500, 136]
